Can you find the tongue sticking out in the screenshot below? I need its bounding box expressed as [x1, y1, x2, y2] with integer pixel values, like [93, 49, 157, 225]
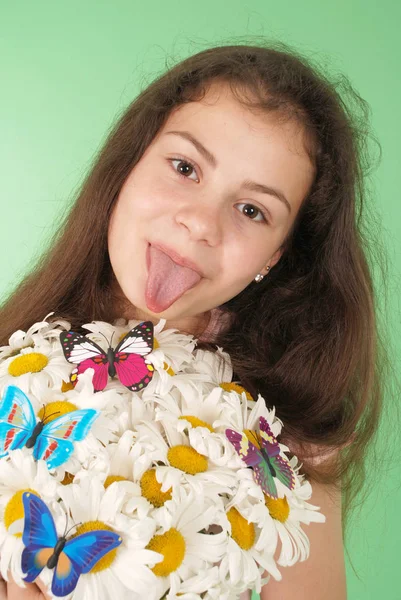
[145, 245, 202, 313]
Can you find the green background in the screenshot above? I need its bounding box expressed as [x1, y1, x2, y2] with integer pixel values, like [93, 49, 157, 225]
[1, 1, 400, 597]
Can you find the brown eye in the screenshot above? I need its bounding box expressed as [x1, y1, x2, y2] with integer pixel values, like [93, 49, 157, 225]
[237, 203, 268, 224]
[169, 158, 198, 181]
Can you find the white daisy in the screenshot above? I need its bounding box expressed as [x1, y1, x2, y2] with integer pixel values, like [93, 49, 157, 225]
[152, 383, 237, 467]
[0, 312, 71, 363]
[0, 448, 61, 584]
[135, 419, 238, 498]
[173, 567, 235, 600]
[183, 346, 233, 385]
[218, 500, 282, 595]
[214, 392, 281, 438]
[143, 317, 197, 376]
[49, 473, 162, 600]
[181, 348, 259, 423]
[244, 456, 326, 568]
[144, 487, 228, 600]
[81, 430, 152, 520]
[0, 333, 73, 398]
[107, 386, 158, 438]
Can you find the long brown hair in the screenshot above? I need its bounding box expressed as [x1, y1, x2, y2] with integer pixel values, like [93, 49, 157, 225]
[0, 39, 398, 558]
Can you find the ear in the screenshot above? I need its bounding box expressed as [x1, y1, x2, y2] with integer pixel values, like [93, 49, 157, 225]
[261, 247, 283, 275]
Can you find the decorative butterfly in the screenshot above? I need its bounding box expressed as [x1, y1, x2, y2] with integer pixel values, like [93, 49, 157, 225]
[21, 491, 122, 597]
[0, 385, 98, 469]
[226, 415, 296, 499]
[60, 321, 155, 393]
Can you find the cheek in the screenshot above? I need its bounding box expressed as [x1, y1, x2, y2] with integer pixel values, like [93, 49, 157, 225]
[223, 243, 265, 284]
[108, 201, 126, 246]
[107, 198, 136, 265]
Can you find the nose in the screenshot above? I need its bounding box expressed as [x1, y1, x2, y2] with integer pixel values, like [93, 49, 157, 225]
[174, 198, 224, 246]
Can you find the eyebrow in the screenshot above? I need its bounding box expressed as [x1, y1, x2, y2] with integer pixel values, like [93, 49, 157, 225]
[164, 130, 292, 214]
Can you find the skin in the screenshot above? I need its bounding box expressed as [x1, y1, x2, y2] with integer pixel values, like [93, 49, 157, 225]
[0, 575, 51, 600]
[108, 80, 315, 336]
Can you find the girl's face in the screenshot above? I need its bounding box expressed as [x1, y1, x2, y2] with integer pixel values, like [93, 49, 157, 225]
[108, 81, 315, 323]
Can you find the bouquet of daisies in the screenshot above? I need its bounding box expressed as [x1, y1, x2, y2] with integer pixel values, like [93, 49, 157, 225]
[0, 312, 325, 600]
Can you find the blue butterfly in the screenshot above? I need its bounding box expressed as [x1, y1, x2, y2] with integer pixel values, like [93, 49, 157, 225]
[21, 492, 122, 597]
[0, 385, 99, 469]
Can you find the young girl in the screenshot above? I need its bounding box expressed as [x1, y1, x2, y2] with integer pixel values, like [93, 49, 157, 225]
[0, 41, 393, 599]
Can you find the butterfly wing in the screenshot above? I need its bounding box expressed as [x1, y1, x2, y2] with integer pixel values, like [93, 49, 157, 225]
[34, 409, 99, 469]
[51, 550, 81, 598]
[21, 545, 54, 583]
[114, 321, 154, 356]
[226, 427, 279, 498]
[225, 428, 264, 467]
[22, 492, 58, 548]
[114, 354, 154, 392]
[21, 492, 58, 583]
[60, 331, 110, 391]
[63, 530, 122, 574]
[49, 530, 121, 597]
[258, 417, 281, 458]
[0, 385, 36, 456]
[259, 416, 296, 495]
[114, 322, 154, 391]
[59, 331, 106, 364]
[71, 359, 110, 392]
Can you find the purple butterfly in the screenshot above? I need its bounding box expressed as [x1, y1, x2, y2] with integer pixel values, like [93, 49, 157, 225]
[226, 416, 296, 499]
[60, 321, 154, 393]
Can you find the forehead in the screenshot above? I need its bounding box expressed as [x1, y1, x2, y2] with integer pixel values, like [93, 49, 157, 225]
[160, 81, 314, 165]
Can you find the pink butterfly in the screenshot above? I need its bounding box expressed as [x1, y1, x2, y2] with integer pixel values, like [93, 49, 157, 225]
[60, 321, 154, 393]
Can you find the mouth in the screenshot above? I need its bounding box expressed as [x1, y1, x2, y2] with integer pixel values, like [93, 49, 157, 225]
[147, 241, 205, 277]
[144, 242, 203, 313]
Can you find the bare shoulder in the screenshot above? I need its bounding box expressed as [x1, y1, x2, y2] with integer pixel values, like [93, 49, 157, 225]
[260, 479, 347, 600]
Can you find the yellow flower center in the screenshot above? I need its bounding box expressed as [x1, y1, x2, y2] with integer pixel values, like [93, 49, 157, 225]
[146, 528, 186, 576]
[264, 494, 290, 522]
[179, 415, 214, 432]
[7, 352, 49, 376]
[37, 401, 78, 423]
[219, 382, 253, 401]
[61, 472, 75, 485]
[4, 489, 40, 537]
[61, 380, 75, 392]
[167, 445, 208, 475]
[71, 521, 120, 572]
[104, 475, 128, 488]
[244, 429, 261, 449]
[226, 507, 255, 550]
[140, 469, 172, 507]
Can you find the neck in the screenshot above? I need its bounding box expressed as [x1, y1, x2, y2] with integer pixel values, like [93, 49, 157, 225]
[125, 306, 212, 338]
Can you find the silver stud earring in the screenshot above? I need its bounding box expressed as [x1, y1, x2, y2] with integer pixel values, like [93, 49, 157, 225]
[254, 266, 270, 283]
